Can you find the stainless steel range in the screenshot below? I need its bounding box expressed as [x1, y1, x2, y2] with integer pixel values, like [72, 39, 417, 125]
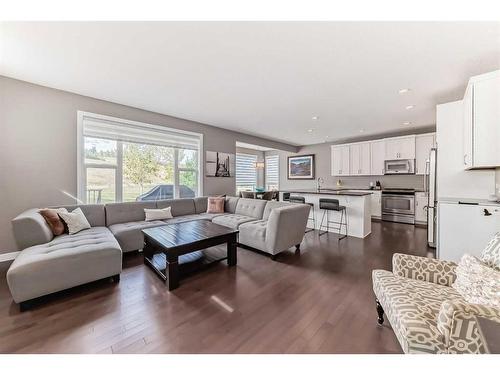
[381, 188, 415, 224]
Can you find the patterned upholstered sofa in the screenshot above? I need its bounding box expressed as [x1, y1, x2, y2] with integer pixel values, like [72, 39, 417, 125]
[372, 235, 500, 354]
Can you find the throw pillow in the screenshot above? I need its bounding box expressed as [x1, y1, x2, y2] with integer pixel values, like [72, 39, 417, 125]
[207, 196, 225, 214]
[480, 231, 500, 271]
[58, 207, 91, 235]
[452, 254, 500, 309]
[144, 207, 173, 221]
[39, 208, 68, 236]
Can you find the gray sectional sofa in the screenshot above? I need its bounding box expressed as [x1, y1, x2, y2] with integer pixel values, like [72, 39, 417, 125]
[8, 196, 310, 308]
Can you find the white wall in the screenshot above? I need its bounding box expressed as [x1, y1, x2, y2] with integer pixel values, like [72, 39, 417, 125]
[436, 100, 496, 200]
[0, 76, 297, 253]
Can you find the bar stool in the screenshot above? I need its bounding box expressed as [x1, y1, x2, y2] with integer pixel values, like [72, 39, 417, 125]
[318, 198, 348, 241]
[289, 195, 315, 233]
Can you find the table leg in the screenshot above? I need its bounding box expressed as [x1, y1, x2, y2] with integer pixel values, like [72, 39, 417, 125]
[227, 235, 237, 266]
[166, 253, 179, 290]
[143, 239, 152, 265]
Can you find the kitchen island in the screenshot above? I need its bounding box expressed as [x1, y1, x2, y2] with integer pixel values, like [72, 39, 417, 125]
[279, 189, 372, 238]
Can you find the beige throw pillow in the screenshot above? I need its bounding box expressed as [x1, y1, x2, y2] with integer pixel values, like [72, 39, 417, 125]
[480, 231, 500, 271]
[207, 197, 225, 214]
[452, 254, 500, 309]
[58, 207, 91, 235]
[144, 207, 173, 221]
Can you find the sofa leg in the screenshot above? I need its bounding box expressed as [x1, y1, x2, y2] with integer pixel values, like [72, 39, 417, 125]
[112, 274, 121, 283]
[271, 254, 277, 261]
[376, 299, 384, 325]
[295, 244, 301, 252]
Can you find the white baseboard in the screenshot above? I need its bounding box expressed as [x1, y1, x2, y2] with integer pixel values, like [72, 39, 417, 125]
[0, 251, 20, 263]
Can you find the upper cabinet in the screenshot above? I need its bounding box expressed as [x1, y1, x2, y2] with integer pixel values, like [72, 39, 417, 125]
[385, 135, 416, 160]
[415, 133, 436, 175]
[331, 145, 350, 176]
[330, 133, 435, 177]
[370, 139, 386, 176]
[462, 70, 500, 169]
[349, 142, 371, 175]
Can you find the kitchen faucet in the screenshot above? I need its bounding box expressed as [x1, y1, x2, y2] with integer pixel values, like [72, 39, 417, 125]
[317, 177, 324, 191]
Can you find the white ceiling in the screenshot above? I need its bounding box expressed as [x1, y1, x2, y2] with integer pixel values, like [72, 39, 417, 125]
[1, 22, 499, 146]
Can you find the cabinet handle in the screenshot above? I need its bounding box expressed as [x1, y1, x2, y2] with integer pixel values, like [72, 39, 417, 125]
[464, 154, 467, 165]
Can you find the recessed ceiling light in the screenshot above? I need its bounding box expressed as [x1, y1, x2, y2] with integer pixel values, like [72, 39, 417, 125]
[307, 128, 314, 133]
[405, 105, 416, 110]
[403, 121, 412, 126]
[399, 88, 411, 94]
[359, 129, 365, 133]
[311, 116, 319, 121]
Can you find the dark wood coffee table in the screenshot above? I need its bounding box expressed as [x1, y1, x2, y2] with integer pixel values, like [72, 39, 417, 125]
[142, 220, 238, 290]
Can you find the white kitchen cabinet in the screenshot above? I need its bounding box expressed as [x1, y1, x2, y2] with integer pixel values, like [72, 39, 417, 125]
[415, 192, 428, 223]
[415, 133, 435, 175]
[438, 201, 500, 262]
[371, 191, 382, 218]
[349, 190, 382, 218]
[463, 70, 500, 169]
[385, 135, 416, 160]
[331, 145, 350, 176]
[349, 142, 371, 176]
[463, 83, 473, 169]
[370, 140, 385, 176]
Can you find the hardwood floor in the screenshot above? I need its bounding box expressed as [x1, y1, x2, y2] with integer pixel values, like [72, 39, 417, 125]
[0, 221, 432, 354]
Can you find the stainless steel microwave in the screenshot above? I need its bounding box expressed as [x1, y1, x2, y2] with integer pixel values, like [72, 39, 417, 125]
[384, 159, 415, 175]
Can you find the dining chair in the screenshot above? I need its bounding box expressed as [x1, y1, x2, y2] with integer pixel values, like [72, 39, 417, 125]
[260, 191, 274, 201]
[241, 191, 256, 199]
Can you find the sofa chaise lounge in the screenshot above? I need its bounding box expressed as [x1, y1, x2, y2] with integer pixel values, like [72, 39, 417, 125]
[8, 196, 310, 309]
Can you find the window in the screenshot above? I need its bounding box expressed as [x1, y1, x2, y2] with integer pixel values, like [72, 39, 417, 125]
[78, 112, 202, 203]
[235, 153, 257, 193]
[265, 155, 279, 190]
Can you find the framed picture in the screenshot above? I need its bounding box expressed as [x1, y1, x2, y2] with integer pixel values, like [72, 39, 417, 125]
[205, 151, 235, 177]
[287, 154, 315, 180]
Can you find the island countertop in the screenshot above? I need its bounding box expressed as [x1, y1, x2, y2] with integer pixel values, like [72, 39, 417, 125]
[278, 190, 372, 238]
[280, 189, 373, 196]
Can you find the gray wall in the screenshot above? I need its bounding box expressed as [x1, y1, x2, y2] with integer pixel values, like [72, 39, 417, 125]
[0, 76, 297, 253]
[266, 131, 437, 192]
[235, 147, 265, 188]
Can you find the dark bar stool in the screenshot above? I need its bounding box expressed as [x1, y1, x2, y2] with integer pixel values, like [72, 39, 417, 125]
[289, 195, 315, 233]
[318, 198, 348, 241]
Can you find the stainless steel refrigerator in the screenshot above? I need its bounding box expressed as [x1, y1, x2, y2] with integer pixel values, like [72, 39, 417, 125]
[426, 148, 437, 248]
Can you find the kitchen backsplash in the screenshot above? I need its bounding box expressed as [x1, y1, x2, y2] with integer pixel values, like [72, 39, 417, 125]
[496, 168, 500, 197]
[279, 174, 425, 191]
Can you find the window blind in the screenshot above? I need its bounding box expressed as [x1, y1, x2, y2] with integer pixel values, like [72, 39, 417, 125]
[236, 153, 257, 189]
[265, 155, 279, 189]
[82, 113, 201, 150]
